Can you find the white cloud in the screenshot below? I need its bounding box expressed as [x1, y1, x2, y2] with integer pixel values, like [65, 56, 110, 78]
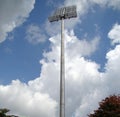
[0, 28, 120, 117]
[108, 23, 120, 45]
[89, 0, 108, 6]
[46, 0, 120, 37]
[0, 0, 35, 43]
[108, 0, 120, 10]
[63, 0, 120, 30]
[26, 24, 46, 44]
[30, 13, 120, 117]
[0, 1, 120, 117]
[104, 44, 120, 94]
[91, 0, 120, 9]
[0, 80, 57, 117]
[0, 30, 100, 117]
[64, 0, 90, 16]
[65, 30, 100, 57]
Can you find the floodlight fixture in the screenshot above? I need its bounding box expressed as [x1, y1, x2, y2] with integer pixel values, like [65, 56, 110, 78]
[48, 5, 77, 22]
[48, 5, 77, 117]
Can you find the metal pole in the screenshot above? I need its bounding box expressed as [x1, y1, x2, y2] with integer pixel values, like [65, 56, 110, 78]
[60, 18, 65, 117]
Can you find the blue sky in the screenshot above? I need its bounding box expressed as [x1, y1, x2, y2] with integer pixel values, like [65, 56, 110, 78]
[0, 0, 120, 117]
[1, 0, 120, 84]
[0, 0, 48, 83]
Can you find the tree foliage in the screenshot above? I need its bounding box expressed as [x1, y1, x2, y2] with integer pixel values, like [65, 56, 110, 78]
[0, 108, 18, 117]
[88, 95, 120, 117]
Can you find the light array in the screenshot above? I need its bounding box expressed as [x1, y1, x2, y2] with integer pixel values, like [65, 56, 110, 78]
[48, 5, 77, 22]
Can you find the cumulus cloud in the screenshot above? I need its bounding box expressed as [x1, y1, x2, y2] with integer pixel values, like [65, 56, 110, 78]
[46, 0, 120, 36]
[0, 27, 120, 117]
[108, 23, 120, 45]
[0, 0, 35, 43]
[65, 30, 100, 57]
[0, 1, 120, 117]
[63, 0, 120, 30]
[47, 0, 120, 36]
[108, 0, 120, 10]
[0, 80, 57, 117]
[65, 0, 120, 13]
[26, 24, 47, 44]
[0, 30, 100, 117]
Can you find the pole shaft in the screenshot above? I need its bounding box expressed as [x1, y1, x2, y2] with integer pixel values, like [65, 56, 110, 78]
[60, 18, 65, 117]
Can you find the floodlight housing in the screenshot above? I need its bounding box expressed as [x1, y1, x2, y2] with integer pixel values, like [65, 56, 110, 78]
[48, 5, 77, 22]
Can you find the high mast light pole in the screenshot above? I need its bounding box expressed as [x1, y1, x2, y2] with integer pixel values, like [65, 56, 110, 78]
[48, 5, 77, 117]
